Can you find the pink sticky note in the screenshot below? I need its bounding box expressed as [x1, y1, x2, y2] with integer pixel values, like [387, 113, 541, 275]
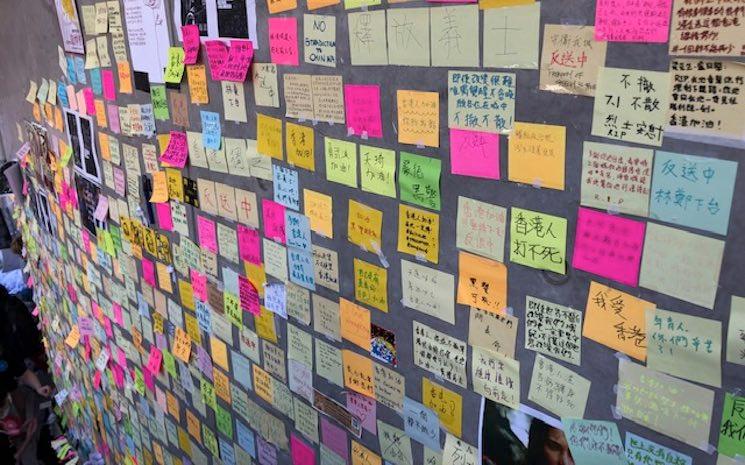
[112, 365, 124, 388]
[182, 24, 201, 65]
[142, 367, 155, 392]
[190, 269, 208, 302]
[262, 199, 286, 244]
[197, 216, 218, 253]
[268, 17, 299, 66]
[344, 85, 382, 138]
[142, 258, 157, 287]
[81, 229, 91, 254]
[102, 70, 116, 101]
[113, 168, 126, 195]
[76, 90, 87, 115]
[321, 416, 349, 462]
[595, 0, 672, 43]
[107, 104, 121, 133]
[113, 303, 123, 325]
[205, 40, 229, 80]
[103, 317, 113, 338]
[159, 131, 189, 168]
[291, 434, 316, 465]
[93, 195, 109, 222]
[83, 87, 95, 115]
[78, 316, 94, 336]
[156, 203, 173, 231]
[146, 346, 163, 375]
[93, 371, 102, 390]
[237, 224, 262, 264]
[117, 347, 127, 367]
[347, 392, 376, 434]
[67, 85, 77, 111]
[450, 128, 500, 180]
[572, 207, 646, 287]
[217, 39, 254, 82]
[238, 275, 260, 315]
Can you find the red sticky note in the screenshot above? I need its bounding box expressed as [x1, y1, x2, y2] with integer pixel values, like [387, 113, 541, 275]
[197, 215, 218, 253]
[102, 70, 116, 101]
[238, 224, 262, 264]
[291, 434, 316, 465]
[159, 131, 189, 168]
[156, 202, 174, 231]
[268, 17, 299, 66]
[142, 258, 157, 287]
[344, 84, 383, 138]
[238, 275, 260, 315]
[205, 40, 228, 80]
[450, 128, 500, 180]
[182, 24, 201, 65]
[262, 199, 286, 244]
[594, 0, 673, 43]
[572, 207, 646, 287]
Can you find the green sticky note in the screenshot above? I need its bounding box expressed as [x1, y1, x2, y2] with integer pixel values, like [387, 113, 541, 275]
[163, 47, 186, 84]
[151, 85, 170, 121]
[163, 350, 177, 378]
[719, 393, 745, 458]
[200, 378, 217, 411]
[325, 137, 358, 188]
[399, 151, 441, 211]
[202, 424, 219, 457]
[216, 404, 234, 440]
[509, 207, 567, 274]
[134, 368, 145, 396]
[562, 419, 626, 465]
[224, 292, 243, 327]
[344, 0, 381, 10]
[360, 145, 396, 198]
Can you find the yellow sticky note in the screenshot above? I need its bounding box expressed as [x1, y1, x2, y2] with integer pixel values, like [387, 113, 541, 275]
[253, 364, 275, 404]
[508, 122, 566, 190]
[187, 64, 209, 104]
[210, 337, 229, 371]
[179, 279, 196, 311]
[354, 258, 388, 312]
[173, 327, 193, 363]
[165, 169, 184, 202]
[257, 113, 283, 159]
[457, 252, 508, 313]
[480, 0, 534, 8]
[245, 262, 266, 298]
[150, 171, 170, 203]
[213, 368, 232, 403]
[340, 298, 371, 350]
[342, 350, 375, 398]
[397, 90, 440, 148]
[65, 325, 81, 348]
[94, 99, 107, 127]
[286, 122, 315, 171]
[422, 378, 463, 437]
[583, 281, 653, 362]
[99, 133, 111, 161]
[308, 0, 340, 9]
[255, 306, 278, 343]
[117, 61, 132, 94]
[348, 199, 383, 252]
[397, 204, 439, 264]
[156, 262, 173, 293]
[303, 189, 333, 238]
[352, 440, 382, 465]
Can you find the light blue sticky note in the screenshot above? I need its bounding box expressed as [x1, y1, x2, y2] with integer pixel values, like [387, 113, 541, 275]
[236, 420, 257, 458]
[273, 165, 300, 211]
[66, 57, 77, 84]
[264, 283, 287, 318]
[650, 151, 737, 235]
[403, 397, 441, 451]
[562, 419, 626, 465]
[625, 432, 692, 465]
[219, 437, 237, 465]
[288, 248, 316, 291]
[74, 56, 87, 84]
[285, 211, 311, 251]
[231, 351, 253, 390]
[201, 110, 222, 150]
[58, 81, 69, 108]
[90, 68, 102, 95]
[195, 300, 212, 334]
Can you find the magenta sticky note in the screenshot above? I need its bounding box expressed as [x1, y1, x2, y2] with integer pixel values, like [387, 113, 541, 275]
[81, 229, 91, 254]
[344, 85, 383, 138]
[572, 207, 646, 287]
[197, 215, 218, 253]
[205, 40, 228, 80]
[112, 365, 124, 388]
[347, 392, 376, 434]
[117, 348, 127, 367]
[142, 367, 155, 392]
[450, 128, 500, 180]
[103, 317, 113, 338]
[146, 346, 163, 375]
[182, 24, 201, 65]
[262, 199, 286, 244]
[320, 416, 349, 463]
[190, 269, 208, 302]
[238, 275, 261, 315]
[102, 70, 116, 101]
[237, 224, 262, 264]
[142, 258, 157, 287]
[291, 434, 316, 465]
[268, 17, 299, 66]
[594, 0, 673, 43]
[217, 40, 254, 82]
[159, 131, 189, 168]
[93, 371, 102, 390]
[107, 104, 121, 133]
[113, 303, 123, 325]
[83, 87, 96, 115]
[156, 202, 173, 231]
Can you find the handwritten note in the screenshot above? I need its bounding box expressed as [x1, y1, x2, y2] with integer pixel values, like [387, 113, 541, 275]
[397, 204, 439, 264]
[539, 25, 607, 96]
[345, 84, 382, 138]
[510, 207, 567, 274]
[354, 258, 387, 312]
[360, 145, 396, 198]
[529, 354, 591, 418]
[450, 129, 499, 180]
[625, 433, 692, 465]
[399, 152, 441, 211]
[594, 0, 672, 43]
[727, 296, 745, 366]
[471, 346, 519, 408]
[325, 137, 357, 187]
[508, 122, 566, 190]
[448, 71, 515, 134]
[397, 90, 439, 147]
[401, 259, 455, 324]
[669, 0, 745, 57]
[525, 295, 582, 365]
[456, 252, 507, 313]
[456, 196, 506, 262]
[563, 419, 626, 465]
[269, 17, 299, 66]
[159, 131, 189, 168]
[182, 25, 200, 64]
[414, 321, 467, 387]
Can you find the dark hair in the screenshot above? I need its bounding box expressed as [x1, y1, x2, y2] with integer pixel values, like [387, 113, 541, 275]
[525, 418, 552, 465]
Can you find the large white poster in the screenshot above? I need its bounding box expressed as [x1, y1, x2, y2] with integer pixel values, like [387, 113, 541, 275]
[122, 0, 171, 83]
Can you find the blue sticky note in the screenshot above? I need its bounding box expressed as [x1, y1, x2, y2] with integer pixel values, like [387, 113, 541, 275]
[650, 151, 737, 235]
[90, 68, 102, 95]
[57, 81, 69, 108]
[264, 283, 287, 318]
[625, 432, 692, 465]
[74, 56, 86, 84]
[562, 419, 626, 465]
[403, 397, 441, 451]
[201, 111, 222, 150]
[285, 211, 311, 251]
[288, 248, 316, 291]
[273, 165, 300, 210]
[219, 438, 237, 465]
[231, 351, 253, 390]
[236, 420, 257, 458]
[66, 57, 77, 84]
[195, 300, 212, 333]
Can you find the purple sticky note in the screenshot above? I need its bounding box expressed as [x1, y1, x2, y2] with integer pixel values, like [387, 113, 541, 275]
[321, 417, 349, 464]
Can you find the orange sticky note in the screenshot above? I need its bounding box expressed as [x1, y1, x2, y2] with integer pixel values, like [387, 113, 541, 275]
[156, 262, 173, 293]
[210, 337, 229, 371]
[583, 281, 654, 362]
[253, 364, 275, 404]
[457, 251, 508, 313]
[173, 327, 192, 363]
[508, 122, 566, 190]
[99, 132, 111, 161]
[352, 440, 382, 465]
[268, 0, 297, 14]
[307, 0, 340, 9]
[150, 171, 170, 203]
[342, 350, 375, 398]
[340, 298, 371, 350]
[94, 99, 107, 127]
[397, 90, 440, 148]
[348, 199, 383, 252]
[65, 325, 81, 348]
[354, 258, 388, 313]
[117, 61, 133, 94]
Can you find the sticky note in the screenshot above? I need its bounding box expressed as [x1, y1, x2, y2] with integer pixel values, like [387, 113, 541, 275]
[262, 199, 287, 243]
[257, 113, 283, 159]
[325, 137, 357, 187]
[430, 5, 479, 67]
[595, 0, 672, 43]
[200, 111, 221, 150]
[562, 419, 626, 465]
[508, 122, 565, 190]
[625, 433, 692, 465]
[727, 296, 745, 366]
[529, 354, 591, 418]
[450, 129, 500, 180]
[525, 295, 582, 365]
[286, 122, 315, 171]
[539, 25, 607, 96]
[471, 346, 519, 407]
[448, 70, 515, 134]
[399, 152, 441, 211]
[397, 90, 439, 147]
[354, 258, 387, 312]
[164, 47, 186, 84]
[342, 350, 374, 397]
[182, 24, 201, 64]
[397, 204, 439, 263]
[360, 145, 396, 197]
[386, 8, 430, 66]
[457, 252, 507, 313]
[348, 11, 388, 65]
[456, 196, 506, 262]
[510, 207, 567, 274]
[422, 378, 462, 437]
[269, 17, 299, 66]
[159, 131, 189, 168]
[150, 171, 170, 203]
[344, 84, 382, 138]
[304, 189, 333, 238]
[483, 3, 540, 69]
[340, 298, 371, 349]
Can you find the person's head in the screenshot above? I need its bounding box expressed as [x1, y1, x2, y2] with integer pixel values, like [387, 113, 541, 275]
[526, 419, 574, 465]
